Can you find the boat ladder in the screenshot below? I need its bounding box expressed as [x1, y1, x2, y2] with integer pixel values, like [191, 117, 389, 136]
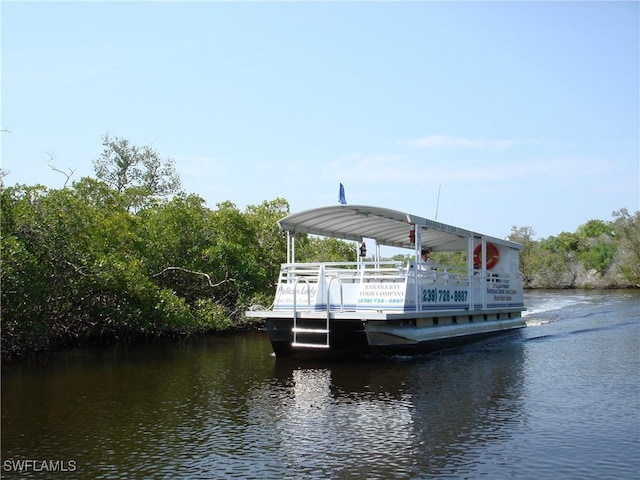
[292, 276, 343, 349]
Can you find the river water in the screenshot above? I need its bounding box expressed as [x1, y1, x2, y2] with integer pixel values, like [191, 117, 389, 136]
[1, 290, 639, 479]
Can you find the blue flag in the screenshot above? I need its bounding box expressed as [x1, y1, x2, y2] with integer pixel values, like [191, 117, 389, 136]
[339, 183, 347, 204]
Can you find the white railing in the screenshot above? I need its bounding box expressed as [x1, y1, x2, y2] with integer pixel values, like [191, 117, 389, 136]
[278, 261, 501, 287]
[279, 261, 406, 285]
[412, 263, 471, 287]
[275, 262, 520, 313]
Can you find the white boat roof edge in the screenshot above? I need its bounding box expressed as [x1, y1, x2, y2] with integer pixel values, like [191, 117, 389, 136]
[278, 204, 523, 252]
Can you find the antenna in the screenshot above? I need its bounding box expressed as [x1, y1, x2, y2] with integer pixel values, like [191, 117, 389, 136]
[435, 184, 441, 220]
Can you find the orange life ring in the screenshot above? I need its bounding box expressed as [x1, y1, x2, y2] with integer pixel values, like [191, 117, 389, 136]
[473, 243, 499, 270]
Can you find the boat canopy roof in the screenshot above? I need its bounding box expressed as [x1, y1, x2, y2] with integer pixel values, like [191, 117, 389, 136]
[278, 205, 522, 252]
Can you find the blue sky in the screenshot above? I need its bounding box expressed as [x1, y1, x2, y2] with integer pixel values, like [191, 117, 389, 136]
[2, 1, 638, 240]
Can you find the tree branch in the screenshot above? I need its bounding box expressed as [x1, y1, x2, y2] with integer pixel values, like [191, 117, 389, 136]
[65, 261, 89, 276]
[152, 267, 234, 288]
[47, 152, 76, 188]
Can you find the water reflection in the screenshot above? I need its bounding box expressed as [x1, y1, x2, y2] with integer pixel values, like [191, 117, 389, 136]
[246, 337, 526, 479]
[2, 332, 527, 479]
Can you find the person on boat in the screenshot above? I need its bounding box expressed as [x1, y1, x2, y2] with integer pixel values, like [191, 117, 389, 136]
[421, 248, 435, 270]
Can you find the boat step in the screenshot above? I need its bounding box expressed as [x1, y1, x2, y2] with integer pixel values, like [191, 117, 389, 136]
[292, 342, 330, 349]
[292, 327, 329, 334]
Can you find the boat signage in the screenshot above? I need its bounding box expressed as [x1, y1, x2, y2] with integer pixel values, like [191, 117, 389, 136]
[486, 279, 517, 303]
[357, 283, 406, 307]
[487, 288, 518, 303]
[275, 284, 319, 306]
[421, 286, 470, 307]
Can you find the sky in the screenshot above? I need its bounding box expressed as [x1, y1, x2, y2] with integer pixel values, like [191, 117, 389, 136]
[2, 1, 639, 240]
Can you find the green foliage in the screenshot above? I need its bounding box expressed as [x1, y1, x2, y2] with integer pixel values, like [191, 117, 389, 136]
[193, 298, 232, 331]
[244, 198, 290, 290]
[0, 171, 292, 359]
[610, 208, 640, 284]
[526, 242, 575, 288]
[511, 210, 638, 287]
[541, 231, 580, 253]
[576, 219, 613, 239]
[507, 226, 536, 282]
[578, 239, 616, 275]
[93, 134, 181, 210]
[296, 236, 357, 263]
[392, 251, 467, 268]
[440, 251, 467, 268]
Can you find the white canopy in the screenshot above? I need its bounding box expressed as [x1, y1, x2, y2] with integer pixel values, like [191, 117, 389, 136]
[278, 205, 522, 252]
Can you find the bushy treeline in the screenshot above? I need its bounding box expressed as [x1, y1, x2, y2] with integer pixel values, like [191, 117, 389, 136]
[1, 136, 637, 359]
[1, 180, 283, 359]
[507, 210, 640, 289]
[1, 136, 359, 360]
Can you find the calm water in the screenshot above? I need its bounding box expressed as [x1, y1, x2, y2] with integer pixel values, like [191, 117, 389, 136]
[2, 290, 639, 479]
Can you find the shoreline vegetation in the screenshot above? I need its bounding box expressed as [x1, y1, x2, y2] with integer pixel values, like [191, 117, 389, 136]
[2, 136, 638, 362]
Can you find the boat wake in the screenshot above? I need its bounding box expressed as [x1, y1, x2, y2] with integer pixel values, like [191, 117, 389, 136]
[522, 293, 582, 318]
[524, 318, 555, 327]
[522, 291, 602, 327]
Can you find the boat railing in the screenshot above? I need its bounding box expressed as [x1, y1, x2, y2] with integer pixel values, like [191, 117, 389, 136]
[279, 262, 515, 291]
[326, 276, 345, 313]
[291, 277, 312, 313]
[411, 263, 471, 287]
[279, 261, 406, 285]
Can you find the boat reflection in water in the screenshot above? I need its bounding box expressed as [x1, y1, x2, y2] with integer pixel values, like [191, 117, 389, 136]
[247, 334, 525, 479]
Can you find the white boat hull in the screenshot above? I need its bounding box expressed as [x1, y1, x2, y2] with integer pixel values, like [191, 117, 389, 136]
[252, 307, 525, 358]
[364, 315, 525, 355]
